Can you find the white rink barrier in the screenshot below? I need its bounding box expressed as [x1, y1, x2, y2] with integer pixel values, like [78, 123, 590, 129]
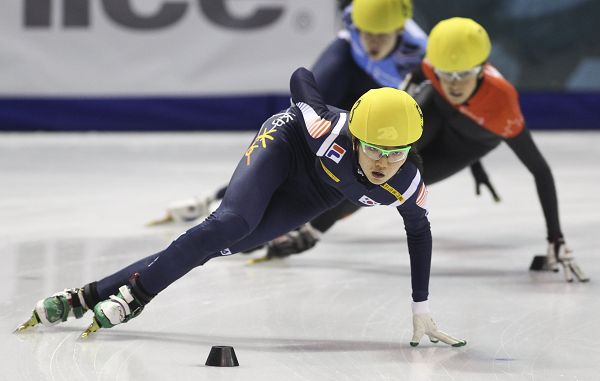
[0, 0, 336, 96]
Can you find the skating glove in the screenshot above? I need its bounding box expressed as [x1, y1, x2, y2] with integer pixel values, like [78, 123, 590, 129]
[470, 161, 500, 202]
[546, 238, 589, 282]
[410, 301, 466, 347]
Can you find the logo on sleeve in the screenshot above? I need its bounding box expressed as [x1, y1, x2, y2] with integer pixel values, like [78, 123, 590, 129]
[416, 183, 427, 209]
[220, 248, 233, 256]
[297, 102, 332, 139]
[358, 195, 380, 206]
[325, 143, 346, 163]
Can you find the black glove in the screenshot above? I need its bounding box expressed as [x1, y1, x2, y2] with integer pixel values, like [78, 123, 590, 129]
[266, 224, 320, 259]
[470, 161, 501, 202]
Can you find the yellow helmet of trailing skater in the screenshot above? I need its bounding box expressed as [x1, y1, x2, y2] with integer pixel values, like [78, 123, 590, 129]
[426, 17, 491, 72]
[351, 0, 413, 34]
[349, 87, 423, 147]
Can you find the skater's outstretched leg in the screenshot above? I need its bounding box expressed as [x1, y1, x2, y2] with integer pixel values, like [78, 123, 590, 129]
[18, 111, 339, 336]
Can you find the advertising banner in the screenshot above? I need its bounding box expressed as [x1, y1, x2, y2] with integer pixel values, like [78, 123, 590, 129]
[0, 0, 335, 96]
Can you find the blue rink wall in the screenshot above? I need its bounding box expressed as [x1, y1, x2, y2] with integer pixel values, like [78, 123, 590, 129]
[0, 92, 599, 131]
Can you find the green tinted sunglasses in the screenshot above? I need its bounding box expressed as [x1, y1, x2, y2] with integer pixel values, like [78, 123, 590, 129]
[358, 140, 411, 163]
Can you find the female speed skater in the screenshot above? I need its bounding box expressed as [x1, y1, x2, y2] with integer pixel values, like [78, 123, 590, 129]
[15, 67, 467, 347]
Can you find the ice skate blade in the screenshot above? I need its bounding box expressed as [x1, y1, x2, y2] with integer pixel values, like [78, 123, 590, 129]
[146, 214, 174, 226]
[246, 256, 273, 265]
[13, 311, 41, 333]
[80, 318, 101, 339]
[576, 275, 590, 283]
[570, 263, 590, 282]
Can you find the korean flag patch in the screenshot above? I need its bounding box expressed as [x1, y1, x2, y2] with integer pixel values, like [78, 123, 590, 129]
[358, 195, 380, 206]
[325, 143, 346, 164]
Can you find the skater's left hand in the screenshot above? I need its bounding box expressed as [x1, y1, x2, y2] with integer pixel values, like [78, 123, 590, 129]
[470, 161, 500, 202]
[410, 301, 466, 347]
[546, 238, 589, 282]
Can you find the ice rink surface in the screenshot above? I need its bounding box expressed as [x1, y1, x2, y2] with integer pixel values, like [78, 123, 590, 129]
[1, 131, 599, 381]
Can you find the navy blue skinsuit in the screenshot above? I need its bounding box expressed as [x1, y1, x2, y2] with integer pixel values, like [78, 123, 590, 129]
[95, 68, 432, 303]
[206, 14, 428, 232]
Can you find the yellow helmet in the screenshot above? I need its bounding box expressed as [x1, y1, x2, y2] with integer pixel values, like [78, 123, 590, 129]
[349, 87, 423, 147]
[426, 17, 491, 72]
[351, 0, 413, 34]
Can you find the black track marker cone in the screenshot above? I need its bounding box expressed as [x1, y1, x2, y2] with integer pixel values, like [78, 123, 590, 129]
[205, 346, 239, 367]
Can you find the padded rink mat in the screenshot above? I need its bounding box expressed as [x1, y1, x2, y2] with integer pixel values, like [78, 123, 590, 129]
[1, 131, 598, 381]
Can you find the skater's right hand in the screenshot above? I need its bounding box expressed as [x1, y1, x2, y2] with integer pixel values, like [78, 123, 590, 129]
[410, 301, 466, 347]
[546, 238, 589, 282]
[470, 161, 500, 203]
